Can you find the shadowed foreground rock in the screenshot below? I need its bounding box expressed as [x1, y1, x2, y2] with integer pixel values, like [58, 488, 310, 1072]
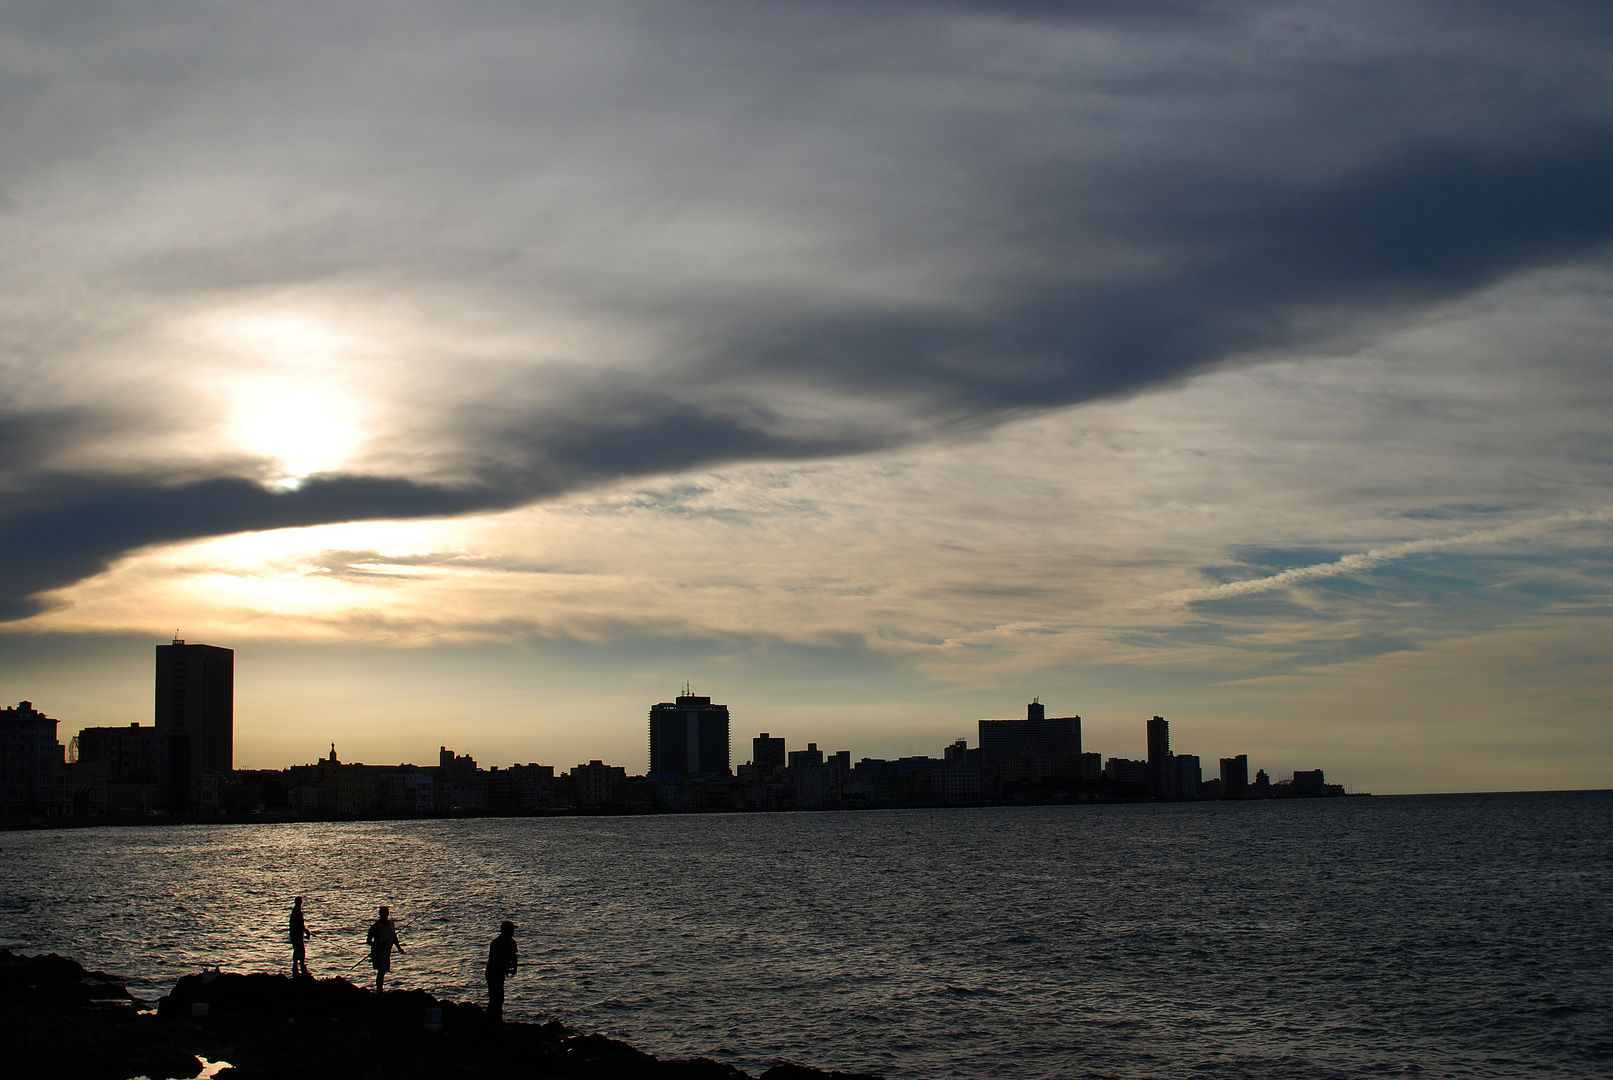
[0, 951, 883, 1080]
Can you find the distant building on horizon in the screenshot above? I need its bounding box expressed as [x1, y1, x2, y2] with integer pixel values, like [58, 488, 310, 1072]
[1286, 769, 1345, 797]
[1220, 754, 1249, 797]
[1, 701, 65, 814]
[571, 759, 627, 805]
[155, 637, 234, 779]
[1172, 753, 1202, 799]
[978, 699, 1082, 781]
[753, 733, 786, 773]
[438, 746, 481, 808]
[788, 743, 824, 769]
[74, 722, 175, 813]
[649, 691, 731, 777]
[1105, 757, 1147, 788]
[1146, 715, 1171, 798]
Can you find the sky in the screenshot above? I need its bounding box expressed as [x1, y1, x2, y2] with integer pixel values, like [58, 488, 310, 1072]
[2, 1, 1610, 793]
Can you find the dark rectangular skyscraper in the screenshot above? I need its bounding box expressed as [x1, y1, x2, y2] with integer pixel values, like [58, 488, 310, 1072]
[753, 732, 786, 772]
[1146, 715, 1172, 798]
[1220, 754, 1249, 797]
[154, 638, 234, 777]
[649, 692, 730, 776]
[978, 699, 1082, 776]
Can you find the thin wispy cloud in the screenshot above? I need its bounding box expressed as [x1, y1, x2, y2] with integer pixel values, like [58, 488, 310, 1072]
[1161, 510, 1613, 608]
[4, 2, 1613, 789]
[3, 2, 1613, 617]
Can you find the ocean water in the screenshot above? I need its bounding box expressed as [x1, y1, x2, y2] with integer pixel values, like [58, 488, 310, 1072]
[1, 792, 1609, 1079]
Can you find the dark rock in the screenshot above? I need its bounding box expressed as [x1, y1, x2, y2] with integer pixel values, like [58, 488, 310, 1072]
[162, 969, 371, 1019]
[0, 950, 201, 1080]
[0, 954, 886, 1080]
[0, 948, 134, 1001]
[760, 1064, 886, 1080]
[663, 1057, 756, 1079]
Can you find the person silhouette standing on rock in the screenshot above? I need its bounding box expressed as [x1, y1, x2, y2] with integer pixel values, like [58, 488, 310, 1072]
[289, 897, 316, 977]
[485, 920, 518, 1024]
[365, 906, 405, 994]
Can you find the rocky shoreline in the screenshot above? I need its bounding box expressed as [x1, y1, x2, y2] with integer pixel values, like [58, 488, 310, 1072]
[0, 950, 882, 1080]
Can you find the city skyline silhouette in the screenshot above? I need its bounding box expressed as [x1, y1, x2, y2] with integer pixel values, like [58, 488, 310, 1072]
[2, 4, 1610, 796]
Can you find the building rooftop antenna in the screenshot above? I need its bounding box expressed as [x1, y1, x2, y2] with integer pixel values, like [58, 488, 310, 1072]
[172, 630, 184, 645]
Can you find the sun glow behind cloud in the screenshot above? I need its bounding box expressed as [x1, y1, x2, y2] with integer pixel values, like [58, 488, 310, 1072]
[225, 384, 360, 488]
[4, 3, 1613, 790]
[187, 309, 382, 485]
[15, 277, 1613, 790]
[23, 264, 1613, 678]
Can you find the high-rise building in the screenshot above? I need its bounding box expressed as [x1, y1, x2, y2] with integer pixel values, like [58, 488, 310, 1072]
[753, 733, 786, 772]
[977, 699, 1082, 779]
[1219, 754, 1249, 797]
[1172, 753, 1202, 799]
[1146, 715, 1172, 798]
[648, 691, 730, 777]
[155, 638, 234, 777]
[1, 701, 64, 813]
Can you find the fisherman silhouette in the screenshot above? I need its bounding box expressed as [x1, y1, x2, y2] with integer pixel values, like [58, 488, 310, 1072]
[289, 897, 316, 977]
[365, 906, 405, 994]
[486, 920, 518, 1023]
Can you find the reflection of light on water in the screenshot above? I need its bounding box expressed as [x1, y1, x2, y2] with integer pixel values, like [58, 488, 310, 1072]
[1, 800, 1604, 1080]
[126, 1058, 232, 1080]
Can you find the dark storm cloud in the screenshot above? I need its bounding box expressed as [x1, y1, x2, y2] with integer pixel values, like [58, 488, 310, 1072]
[2, 0, 1612, 616]
[0, 473, 495, 622]
[480, 390, 886, 485]
[0, 390, 883, 619]
[708, 131, 1613, 410]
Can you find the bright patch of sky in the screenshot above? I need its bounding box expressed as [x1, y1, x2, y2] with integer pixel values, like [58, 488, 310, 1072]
[13, 263, 1612, 790]
[2, 2, 1612, 792]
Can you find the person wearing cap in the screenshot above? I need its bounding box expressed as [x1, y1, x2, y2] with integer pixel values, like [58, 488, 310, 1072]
[486, 920, 518, 1023]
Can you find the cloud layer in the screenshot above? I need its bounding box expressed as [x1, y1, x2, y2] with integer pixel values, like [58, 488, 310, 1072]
[3, 1, 1613, 616]
[17, 255, 1613, 788]
[28, 257, 1613, 656]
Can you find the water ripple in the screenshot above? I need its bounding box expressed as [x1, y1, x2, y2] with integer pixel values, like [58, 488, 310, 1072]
[0, 792, 1609, 1078]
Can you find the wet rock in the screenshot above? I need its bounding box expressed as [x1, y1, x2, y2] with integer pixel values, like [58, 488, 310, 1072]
[0, 953, 886, 1080]
[0, 948, 133, 1001]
